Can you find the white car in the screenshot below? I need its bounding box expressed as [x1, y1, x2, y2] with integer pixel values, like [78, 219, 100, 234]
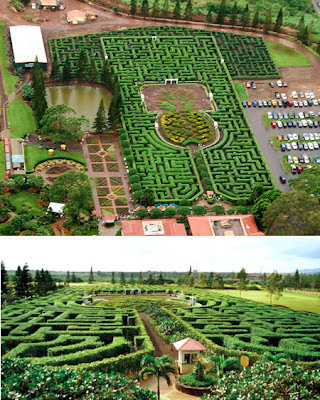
[313, 100, 319, 106]
[308, 142, 314, 150]
[291, 142, 298, 150]
[309, 133, 314, 140]
[305, 92, 311, 99]
[303, 133, 310, 140]
[303, 100, 308, 106]
[281, 93, 287, 100]
[287, 133, 294, 141]
[267, 111, 273, 119]
[277, 121, 283, 128]
[303, 154, 310, 163]
[313, 142, 319, 149]
[299, 112, 305, 119]
[277, 80, 283, 87]
[286, 143, 292, 150]
[291, 91, 298, 99]
[314, 133, 320, 140]
[288, 155, 293, 163]
[293, 100, 299, 107]
[292, 133, 299, 140]
[302, 120, 308, 127]
[310, 92, 315, 99]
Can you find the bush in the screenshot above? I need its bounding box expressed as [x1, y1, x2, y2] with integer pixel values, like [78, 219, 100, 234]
[180, 372, 216, 387]
[211, 205, 225, 215]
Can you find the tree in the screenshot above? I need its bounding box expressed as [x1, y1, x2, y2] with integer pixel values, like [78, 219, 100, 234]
[88, 58, 98, 82]
[139, 355, 176, 400]
[147, 273, 154, 285]
[236, 268, 247, 297]
[212, 273, 224, 289]
[164, 207, 176, 217]
[150, 208, 163, 219]
[139, 271, 144, 284]
[62, 54, 71, 82]
[161, 0, 169, 18]
[294, 269, 300, 290]
[108, 80, 121, 127]
[65, 271, 71, 285]
[136, 208, 149, 219]
[206, 10, 213, 23]
[184, 0, 193, 20]
[301, 24, 310, 46]
[141, 0, 149, 16]
[263, 8, 272, 33]
[251, 189, 281, 229]
[296, 16, 305, 41]
[111, 271, 115, 284]
[31, 58, 47, 123]
[140, 189, 155, 206]
[173, 0, 181, 20]
[92, 99, 109, 133]
[89, 267, 94, 284]
[129, 273, 135, 285]
[40, 104, 89, 143]
[157, 273, 165, 285]
[316, 41, 320, 55]
[192, 206, 207, 216]
[273, 7, 283, 33]
[206, 272, 213, 287]
[211, 205, 225, 215]
[230, 2, 238, 26]
[64, 183, 92, 222]
[27, 174, 44, 189]
[178, 206, 191, 217]
[15, 264, 32, 297]
[152, 0, 160, 17]
[1, 261, 9, 294]
[120, 272, 126, 285]
[266, 272, 283, 305]
[100, 60, 112, 89]
[289, 168, 320, 200]
[241, 3, 250, 29]
[50, 53, 60, 81]
[198, 272, 207, 287]
[130, 0, 137, 15]
[262, 191, 320, 235]
[22, 83, 34, 100]
[252, 9, 259, 29]
[216, 0, 226, 25]
[14, 266, 23, 297]
[188, 273, 195, 287]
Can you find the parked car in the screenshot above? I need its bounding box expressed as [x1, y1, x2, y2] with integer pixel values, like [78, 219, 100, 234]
[287, 133, 293, 141]
[293, 156, 299, 164]
[287, 100, 293, 107]
[313, 142, 319, 149]
[297, 165, 304, 173]
[286, 143, 291, 150]
[283, 81, 288, 87]
[307, 99, 313, 106]
[267, 100, 272, 107]
[303, 133, 310, 140]
[271, 121, 277, 128]
[242, 101, 247, 107]
[309, 133, 314, 140]
[297, 121, 303, 128]
[315, 156, 320, 164]
[313, 99, 319, 106]
[299, 92, 304, 98]
[275, 92, 281, 99]
[271, 100, 278, 107]
[291, 91, 298, 99]
[298, 142, 303, 150]
[303, 143, 309, 150]
[292, 133, 298, 140]
[298, 101, 304, 107]
[287, 121, 293, 128]
[251, 82, 257, 89]
[305, 92, 311, 99]
[290, 164, 297, 174]
[263, 101, 268, 107]
[307, 142, 314, 150]
[277, 121, 283, 128]
[246, 82, 251, 88]
[258, 101, 263, 107]
[303, 100, 308, 107]
[272, 111, 278, 119]
[279, 175, 286, 183]
[280, 143, 286, 151]
[278, 101, 283, 107]
[282, 134, 287, 141]
[298, 156, 305, 163]
[277, 135, 283, 141]
[277, 80, 283, 87]
[293, 100, 299, 107]
[281, 93, 287, 100]
[287, 155, 293, 163]
[310, 92, 315, 99]
[313, 121, 319, 127]
[267, 111, 273, 119]
[247, 101, 252, 107]
[252, 100, 258, 107]
[291, 142, 298, 150]
[302, 120, 308, 127]
[269, 82, 274, 88]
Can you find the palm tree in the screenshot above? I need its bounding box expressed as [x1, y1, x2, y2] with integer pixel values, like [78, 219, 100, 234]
[139, 355, 177, 400]
[209, 355, 241, 378]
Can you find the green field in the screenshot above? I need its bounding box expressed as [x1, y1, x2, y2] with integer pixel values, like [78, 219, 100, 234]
[24, 145, 86, 172]
[0, 22, 18, 96]
[7, 95, 36, 138]
[265, 40, 312, 67]
[213, 289, 320, 314]
[233, 82, 248, 101]
[9, 190, 44, 216]
[0, 142, 5, 181]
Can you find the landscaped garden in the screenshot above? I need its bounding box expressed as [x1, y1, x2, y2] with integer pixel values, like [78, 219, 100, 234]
[7, 96, 36, 138]
[48, 26, 277, 204]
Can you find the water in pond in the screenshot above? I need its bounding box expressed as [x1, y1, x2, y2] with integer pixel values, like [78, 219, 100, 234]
[45, 85, 111, 125]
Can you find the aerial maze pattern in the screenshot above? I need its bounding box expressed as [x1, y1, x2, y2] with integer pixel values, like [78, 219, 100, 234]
[49, 27, 279, 203]
[2, 293, 154, 372]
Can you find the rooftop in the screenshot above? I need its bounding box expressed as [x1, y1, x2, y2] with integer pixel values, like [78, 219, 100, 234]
[173, 338, 206, 352]
[121, 219, 187, 236]
[9, 26, 47, 64]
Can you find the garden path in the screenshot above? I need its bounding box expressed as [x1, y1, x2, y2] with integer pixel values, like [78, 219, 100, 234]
[139, 313, 200, 399]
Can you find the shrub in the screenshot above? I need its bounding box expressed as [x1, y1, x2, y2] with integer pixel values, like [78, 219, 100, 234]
[180, 372, 216, 387]
[211, 205, 225, 215]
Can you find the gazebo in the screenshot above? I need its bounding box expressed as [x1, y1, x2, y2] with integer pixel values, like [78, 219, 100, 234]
[173, 338, 206, 374]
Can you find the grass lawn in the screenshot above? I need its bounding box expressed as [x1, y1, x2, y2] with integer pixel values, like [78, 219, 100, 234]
[0, 142, 5, 181]
[265, 39, 312, 67]
[7, 95, 36, 138]
[233, 82, 248, 101]
[24, 145, 86, 172]
[0, 22, 18, 96]
[9, 190, 44, 216]
[213, 289, 320, 314]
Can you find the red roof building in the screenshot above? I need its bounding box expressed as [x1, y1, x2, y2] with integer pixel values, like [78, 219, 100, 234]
[188, 214, 264, 236]
[173, 338, 206, 352]
[121, 219, 187, 236]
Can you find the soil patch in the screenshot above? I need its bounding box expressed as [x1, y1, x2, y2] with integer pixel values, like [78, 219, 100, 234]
[142, 84, 212, 113]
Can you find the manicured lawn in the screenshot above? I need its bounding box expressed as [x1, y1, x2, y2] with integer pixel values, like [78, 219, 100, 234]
[265, 39, 312, 67]
[213, 289, 320, 314]
[233, 82, 248, 101]
[0, 142, 5, 181]
[24, 145, 86, 172]
[9, 190, 44, 216]
[7, 95, 36, 138]
[0, 22, 18, 95]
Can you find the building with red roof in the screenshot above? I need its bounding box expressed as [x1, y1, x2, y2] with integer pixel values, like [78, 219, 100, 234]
[121, 219, 187, 236]
[188, 214, 264, 236]
[173, 338, 206, 374]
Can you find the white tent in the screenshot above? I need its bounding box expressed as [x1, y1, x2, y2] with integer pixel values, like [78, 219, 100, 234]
[47, 202, 65, 215]
[9, 26, 47, 65]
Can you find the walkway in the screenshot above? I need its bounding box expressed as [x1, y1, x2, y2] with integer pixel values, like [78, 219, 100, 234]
[139, 313, 200, 400]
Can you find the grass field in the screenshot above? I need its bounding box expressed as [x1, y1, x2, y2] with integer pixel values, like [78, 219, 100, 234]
[24, 145, 86, 172]
[213, 289, 320, 314]
[233, 82, 248, 101]
[0, 142, 5, 181]
[9, 190, 44, 216]
[7, 96, 36, 138]
[0, 22, 18, 96]
[265, 40, 312, 67]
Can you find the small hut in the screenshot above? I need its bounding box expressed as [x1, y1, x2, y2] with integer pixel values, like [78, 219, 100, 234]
[173, 338, 206, 374]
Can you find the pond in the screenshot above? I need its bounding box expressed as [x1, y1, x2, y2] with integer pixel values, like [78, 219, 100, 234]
[45, 85, 111, 125]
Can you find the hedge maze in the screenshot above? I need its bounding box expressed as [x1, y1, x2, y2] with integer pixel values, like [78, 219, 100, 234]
[49, 26, 277, 203]
[174, 295, 320, 362]
[2, 294, 154, 372]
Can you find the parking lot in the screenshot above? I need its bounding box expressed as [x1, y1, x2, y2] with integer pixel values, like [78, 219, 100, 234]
[245, 104, 320, 191]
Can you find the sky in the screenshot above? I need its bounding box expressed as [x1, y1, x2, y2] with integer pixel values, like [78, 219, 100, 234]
[1, 237, 319, 274]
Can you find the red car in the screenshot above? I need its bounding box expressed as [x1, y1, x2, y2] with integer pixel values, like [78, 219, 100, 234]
[287, 100, 293, 106]
[271, 121, 277, 128]
[247, 101, 252, 107]
[245, 82, 251, 88]
[283, 81, 288, 87]
[277, 135, 282, 141]
[297, 166, 304, 174]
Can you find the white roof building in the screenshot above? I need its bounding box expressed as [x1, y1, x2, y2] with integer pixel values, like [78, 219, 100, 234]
[9, 26, 47, 65]
[47, 202, 65, 214]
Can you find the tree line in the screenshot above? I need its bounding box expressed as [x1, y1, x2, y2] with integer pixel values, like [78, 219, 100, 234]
[1, 261, 56, 304]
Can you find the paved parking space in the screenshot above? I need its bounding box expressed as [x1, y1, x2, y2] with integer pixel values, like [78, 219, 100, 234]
[245, 105, 320, 191]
